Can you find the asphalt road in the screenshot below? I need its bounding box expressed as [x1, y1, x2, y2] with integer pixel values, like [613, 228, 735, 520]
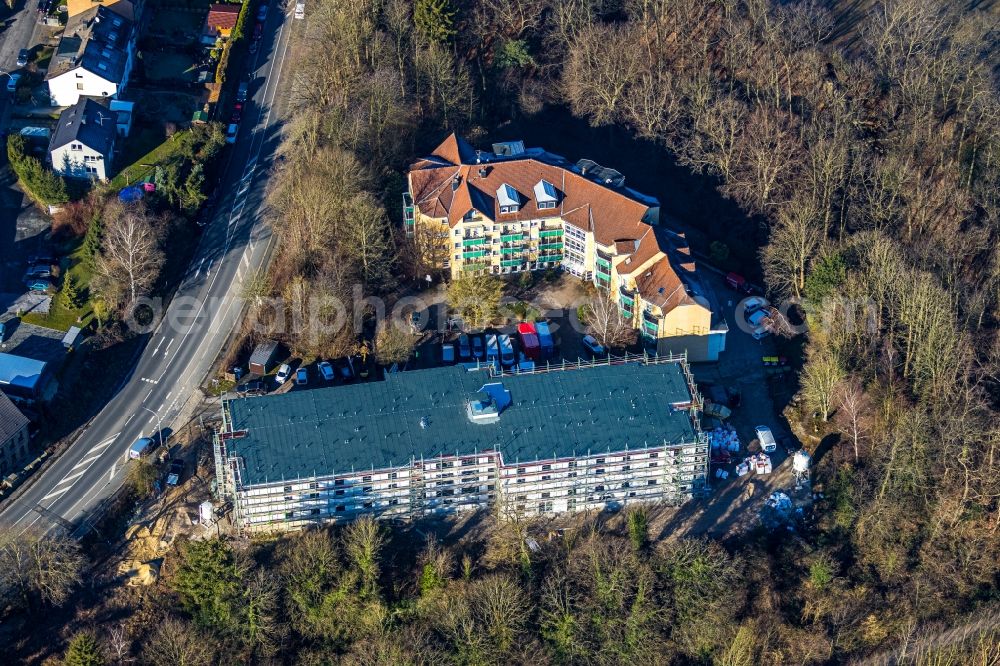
[0, 5, 295, 533]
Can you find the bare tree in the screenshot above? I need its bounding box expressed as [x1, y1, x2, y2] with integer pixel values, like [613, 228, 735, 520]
[834, 377, 869, 462]
[93, 201, 164, 313]
[0, 527, 85, 610]
[374, 320, 416, 366]
[344, 515, 385, 600]
[563, 22, 644, 126]
[582, 292, 637, 350]
[801, 346, 844, 422]
[143, 617, 216, 666]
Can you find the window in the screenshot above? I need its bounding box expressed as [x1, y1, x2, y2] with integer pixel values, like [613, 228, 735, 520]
[462, 458, 474, 466]
[77, 83, 84, 90]
[389, 498, 399, 505]
[389, 472, 397, 480]
[649, 452, 659, 458]
[568, 471, 577, 478]
[335, 489, 345, 496]
[85, 166, 98, 174]
[362, 475, 372, 482]
[517, 467, 525, 475]
[336, 505, 346, 512]
[363, 501, 373, 508]
[647, 479, 657, 486]
[71, 143, 83, 151]
[309, 492, 319, 499]
[516, 494, 526, 501]
[516, 478, 525, 484]
[596, 458, 605, 464]
[541, 475, 551, 481]
[538, 200, 557, 210]
[284, 485, 292, 493]
[594, 468, 605, 475]
[649, 462, 658, 468]
[310, 508, 320, 515]
[362, 486, 372, 494]
[335, 479, 345, 486]
[541, 492, 550, 499]
[542, 464, 551, 471]
[594, 485, 605, 492]
[622, 465, 631, 472]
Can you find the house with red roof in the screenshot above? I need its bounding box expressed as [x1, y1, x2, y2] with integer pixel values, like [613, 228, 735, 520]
[203, 3, 241, 44]
[406, 134, 728, 361]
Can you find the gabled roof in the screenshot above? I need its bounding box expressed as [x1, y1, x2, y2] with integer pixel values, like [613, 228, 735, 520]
[0, 353, 46, 392]
[0, 391, 29, 444]
[47, 6, 132, 83]
[49, 97, 117, 156]
[206, 3, 241, 31]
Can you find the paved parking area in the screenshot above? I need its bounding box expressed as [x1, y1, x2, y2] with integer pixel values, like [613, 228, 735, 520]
[0, 316, 66, 365]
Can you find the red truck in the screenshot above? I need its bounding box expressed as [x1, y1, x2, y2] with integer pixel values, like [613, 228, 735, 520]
[726, 272, 755, 294]
[517, 322, 540, 360]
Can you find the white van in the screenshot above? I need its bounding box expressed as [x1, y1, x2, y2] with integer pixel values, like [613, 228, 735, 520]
[755, 426, 777, 453]
[294, 1, 305, 19]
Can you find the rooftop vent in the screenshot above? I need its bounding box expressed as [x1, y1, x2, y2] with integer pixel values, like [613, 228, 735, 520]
[452, 175, 461, 191]
[492, 140, 525, 157]
[419, 417, 429, 429]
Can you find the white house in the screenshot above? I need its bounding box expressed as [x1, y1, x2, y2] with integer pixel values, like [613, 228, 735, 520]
[49, 98, 118, 181]
[46, 5, 136, 107]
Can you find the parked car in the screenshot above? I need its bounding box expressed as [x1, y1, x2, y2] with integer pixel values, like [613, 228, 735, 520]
[253, 22, 263, 41]
[128, 437, 155, 460]
[256, 5, 267, 21]
[274, 363, 292, 385]
[581, 334, 605, 356]
[498, 334, 515, 367]
[441, 343, 455, 364]
[334, 357, 354, 382]
[751, 325, 770, 340]
[225, 123, 238, 144]
[7, 73, 21, 93]
[485, 334, 499, 364]
[0, 321, 6, 344]
[166, 459, 184, 486]
[16, 49, 30, 67]
[471, 334, 484, 359]
[24, 264, 51, 278]
[457, 334, 471, 359]
[742, 296, 769, 316]
[294, 1, 305, 19]
[236, 82, 248, 102]
[25, 279, 51, 292]
[249, 40, 258, 54]
[747, 308, 770, 329]
[27, 254, 56, 265]
[296, 367, 308, 385]
[726, 272, 754, 294]
[318, 360, 335, 381]
[755, 426, 777, 453]
[231, 102, 242, 123]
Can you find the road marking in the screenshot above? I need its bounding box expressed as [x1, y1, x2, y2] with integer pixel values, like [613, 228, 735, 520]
[140, 377, 158, 384]
[87, 433, 119, 454]
[242, 252, 250, 268]
[57, 469, 87, 486]
[163, 338, 174, 356]
[42, 487, 71, 502]
[72, 454, 102, 470]
[151, 335, 165, 355]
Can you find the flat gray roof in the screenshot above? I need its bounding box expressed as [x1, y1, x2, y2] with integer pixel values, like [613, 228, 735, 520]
[223, 361, 698, 487]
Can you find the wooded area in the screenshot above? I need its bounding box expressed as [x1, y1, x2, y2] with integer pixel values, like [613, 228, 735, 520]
[3, 0, 998, 662]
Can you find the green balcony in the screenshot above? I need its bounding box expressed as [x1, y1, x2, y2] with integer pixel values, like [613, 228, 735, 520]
[500, 247, 525, 255]
[462, 237, 486, 246]
[538, 242, 564, 250]
[539, 229, 563, 238]
[538, 254, 562, 262]
[620, 294, 634, 306]
[620, 308, 633, 319]
[596, 257, 611, 269]
[501, 259, 526, 268]
[643, 320, 659, 334]
[463, 263, 488, 272]
[462, 250, 488, 259]
[500, 233, 524, 242]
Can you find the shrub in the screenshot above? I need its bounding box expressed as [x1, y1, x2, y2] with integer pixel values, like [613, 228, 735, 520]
[7, 135, 69, 205]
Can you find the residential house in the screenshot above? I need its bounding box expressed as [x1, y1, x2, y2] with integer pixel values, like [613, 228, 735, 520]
[0, 392, 30, 480]
[202, 3, 242, 45]
[406, 134, 728, 361]
[66, 0, 136, 21]
[46, 6, 137, 107]
[0, 352, 48, 403]
[49, 97, 117, 181]
[214, 357, 708, 533]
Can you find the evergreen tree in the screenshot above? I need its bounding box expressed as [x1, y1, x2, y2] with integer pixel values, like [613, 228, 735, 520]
[414, 0, 456, 45]
[60, 274, 83, 310]
[64, 631, 105, 666]
[82, 209, 103, 268]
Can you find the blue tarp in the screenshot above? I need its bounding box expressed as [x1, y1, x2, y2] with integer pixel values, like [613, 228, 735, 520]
[119, 186, 144, 203]
[0, 352, 46, 393]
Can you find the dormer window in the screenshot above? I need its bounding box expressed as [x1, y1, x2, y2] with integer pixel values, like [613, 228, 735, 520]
[463, 209, 475, 221]
[496, 183, 519, 214]
[533, 179, 559, 210]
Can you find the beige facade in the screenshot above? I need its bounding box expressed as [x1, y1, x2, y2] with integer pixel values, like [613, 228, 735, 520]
[407, 135, 727, 360]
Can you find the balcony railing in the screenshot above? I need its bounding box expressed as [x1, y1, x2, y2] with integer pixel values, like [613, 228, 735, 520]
[462, 237, 486, 246]
[500, 233, 524, 242]
[539, 229, 563, 238]
[538, 242, 564, 250]
[501, 259, 526, 268]
[463, 250, 488, 259]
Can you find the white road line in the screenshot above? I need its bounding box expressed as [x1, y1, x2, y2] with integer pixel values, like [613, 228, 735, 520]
[86, 433, 119, 454]
[123, 414, 134, 426]
[242, 252, 250, 268]
[72, 454, 101, 470]
[42, 487, 71, 502]
[57, 469, 87, 486]
[151, 335, 165, 355]
[163, 338, 174, 356]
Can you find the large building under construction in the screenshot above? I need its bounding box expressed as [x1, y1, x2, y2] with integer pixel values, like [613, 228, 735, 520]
[214, 356, 708, 533]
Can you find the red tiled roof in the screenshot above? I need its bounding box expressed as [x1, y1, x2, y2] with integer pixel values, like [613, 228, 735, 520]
[206, 3, 241, 31]
[409, 134, 702, 316]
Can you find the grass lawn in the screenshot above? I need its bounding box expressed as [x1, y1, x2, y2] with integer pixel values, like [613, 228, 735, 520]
[145, 52, 200, 83]
[21, 239, 96, 332]
[110, 128, 195, 191]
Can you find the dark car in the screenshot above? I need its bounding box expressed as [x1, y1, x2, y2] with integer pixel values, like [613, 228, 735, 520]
[334, 357, 355, 382]
[166, 459, 184, 486]
[256, 4, 267, 21]
[16, 49, 30, 67]
[231, 104, 242, 123]
[253, 22, 263, 41]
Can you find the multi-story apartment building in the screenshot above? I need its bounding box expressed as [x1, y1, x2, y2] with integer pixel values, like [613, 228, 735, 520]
[406, 134, 727, 361]
[214, 356, 708, 533]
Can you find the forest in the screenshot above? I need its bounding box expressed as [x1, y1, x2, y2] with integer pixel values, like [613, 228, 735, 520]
[2, 0, 999, 663]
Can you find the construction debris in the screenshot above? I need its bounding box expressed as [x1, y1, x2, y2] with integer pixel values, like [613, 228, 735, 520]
[708, 426, 741, 453]
[736, 452, 772, 476]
